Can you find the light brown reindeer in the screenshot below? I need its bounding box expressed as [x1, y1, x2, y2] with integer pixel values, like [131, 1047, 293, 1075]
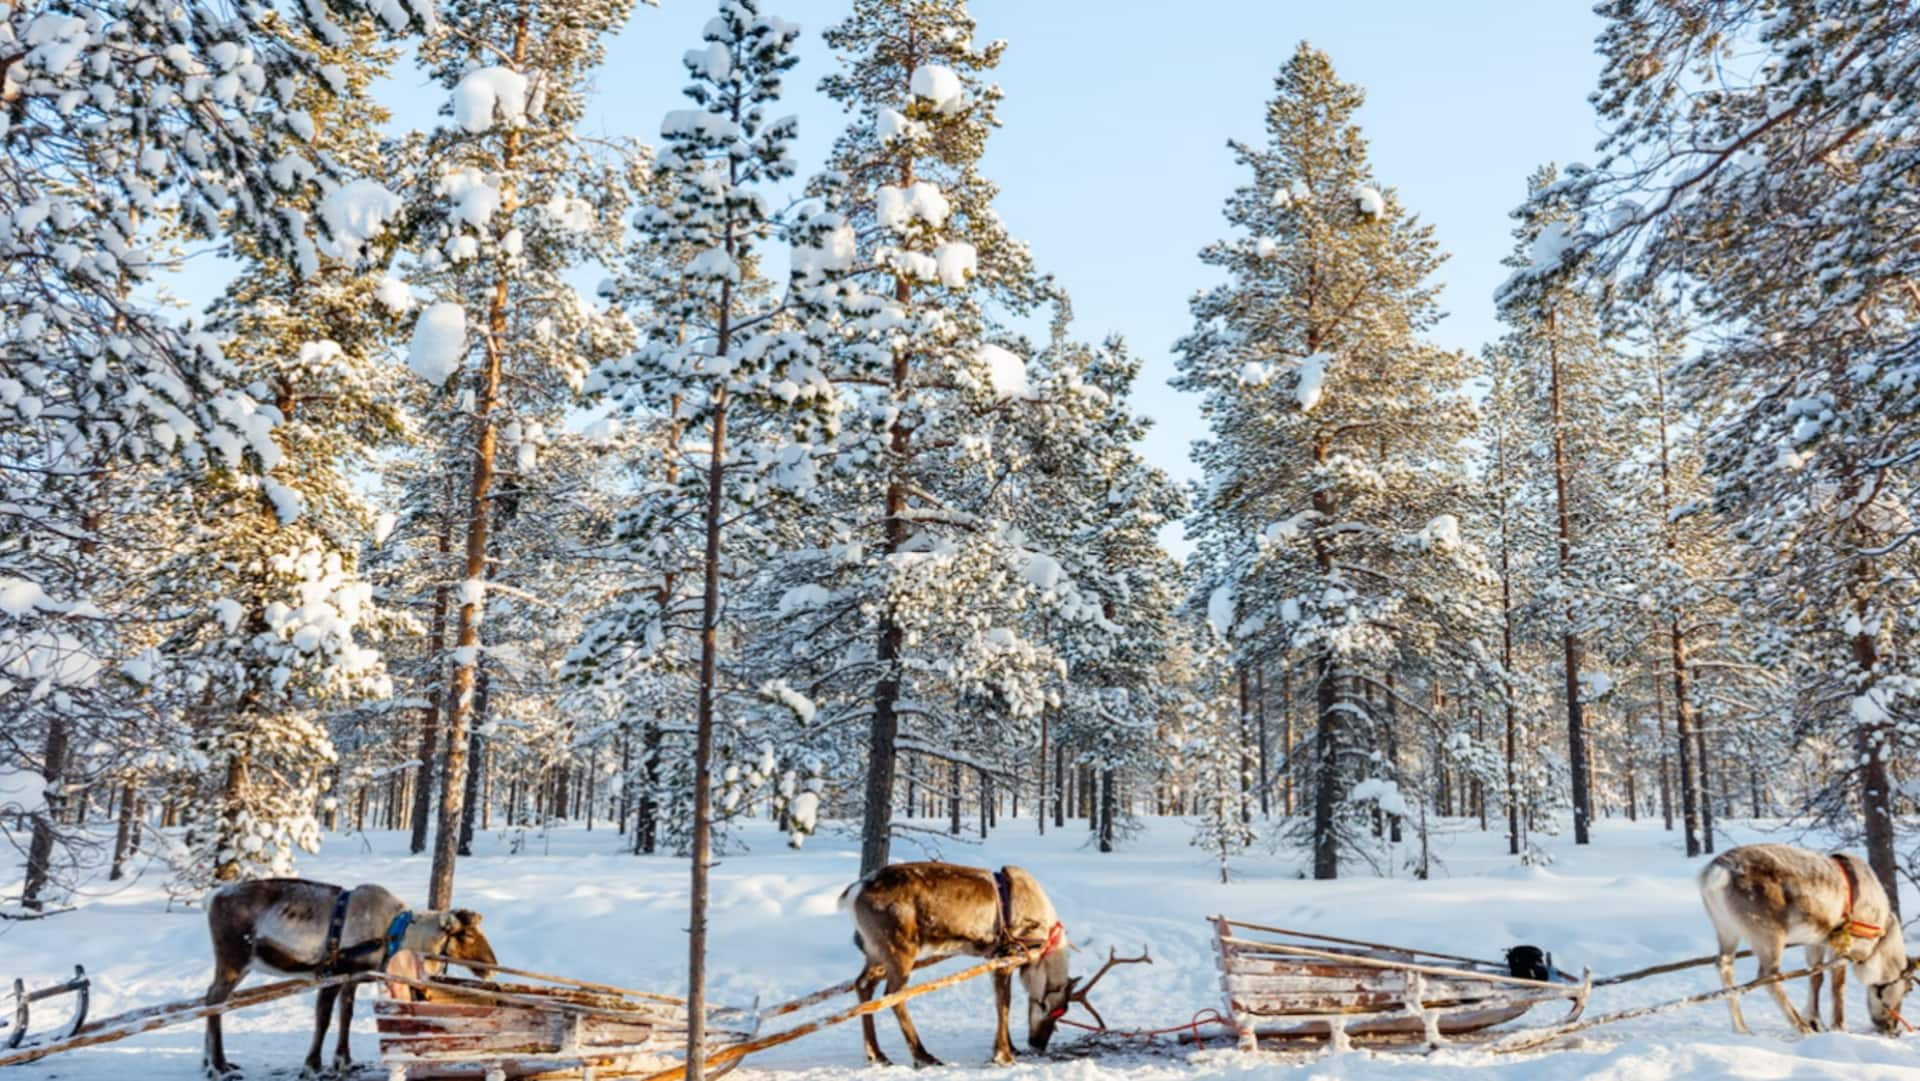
[1700, 843, 1916, 1036]
[840, 862, 1073, 1066]
[203, 878, 497, 1078]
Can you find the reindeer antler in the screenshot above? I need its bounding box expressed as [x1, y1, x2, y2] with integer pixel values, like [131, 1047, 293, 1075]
[1065, 945, 1152, 1031]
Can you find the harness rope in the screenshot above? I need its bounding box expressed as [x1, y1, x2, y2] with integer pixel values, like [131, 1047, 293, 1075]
[1831, 854, 1884, 941]
[1054, 1008, 1240, 1046]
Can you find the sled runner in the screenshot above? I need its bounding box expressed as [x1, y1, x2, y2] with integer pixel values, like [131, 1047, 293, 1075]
[1209, 916, 1591, 1049]
[1, 967, 88, 1053]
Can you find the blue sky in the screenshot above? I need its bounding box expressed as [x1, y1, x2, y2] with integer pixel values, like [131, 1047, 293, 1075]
[561, 1, 1610, 506]
[199, 2, 1609, 546]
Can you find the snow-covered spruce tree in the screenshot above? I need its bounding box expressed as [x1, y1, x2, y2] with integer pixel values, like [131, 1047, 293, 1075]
[1175, 43, 1484, 880]
[1493, 164, 1641, 847]
[1017, 330, 1184, 852]
[563, 7, 827, 1071]
[1179, 631, 1256, 883]
[770, 0, 1062, 874]
[390, 0, 637, 908]
[0, 0, 430, 906]
[1554, 3, 1920, 901]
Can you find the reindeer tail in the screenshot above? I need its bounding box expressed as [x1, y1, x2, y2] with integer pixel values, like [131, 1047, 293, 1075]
[837, 873, 872, 912]
[1697, 859, 1740, 945]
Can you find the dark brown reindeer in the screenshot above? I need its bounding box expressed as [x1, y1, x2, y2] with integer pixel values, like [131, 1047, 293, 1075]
[840, 862, 1082, 1067]
[203, 878, 497, 1078]
[1700, 844, 1916, 1036]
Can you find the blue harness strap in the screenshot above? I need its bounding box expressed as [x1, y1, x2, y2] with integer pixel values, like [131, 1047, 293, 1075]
[321, 888, 355, 971]
[383, 910, 414, 964]
[321, 889, 413, 973]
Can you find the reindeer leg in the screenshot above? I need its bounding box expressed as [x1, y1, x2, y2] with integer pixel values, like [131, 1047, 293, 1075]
[1831, 962, 1847, 1032]
[990, 970, 1014, 1066]
[1754, 937, 1813, 1035]
[204, 952, 250, 1077]
[1803, 945, 1826, 1032]
[885, 954, 941, 1069]
[333, 981, 358, 1072]
[305, 985, 341, 1078]
[1717, 940, 1752, 1035]
[856, 963, 892, 1067]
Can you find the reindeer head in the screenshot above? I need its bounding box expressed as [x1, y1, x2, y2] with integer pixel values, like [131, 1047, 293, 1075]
[1023, 946, 1074, 1051]
[414, 909, 498, 978]
[1869, 956, 1918, 1036]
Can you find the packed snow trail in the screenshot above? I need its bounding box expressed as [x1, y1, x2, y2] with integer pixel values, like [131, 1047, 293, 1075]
[3, 818, 1916, 1079]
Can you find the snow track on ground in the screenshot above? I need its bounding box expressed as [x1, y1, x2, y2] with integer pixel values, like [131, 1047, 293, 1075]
[3, 817, 1916, 1079]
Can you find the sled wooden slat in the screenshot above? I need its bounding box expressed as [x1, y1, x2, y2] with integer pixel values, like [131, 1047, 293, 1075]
[1209, 916, 1590, 1050]
[374, 969, 755, 1081]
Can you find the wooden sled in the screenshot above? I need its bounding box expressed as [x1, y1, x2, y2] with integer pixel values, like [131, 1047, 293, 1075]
[375, 956, 757, 1081]
[2, 967, 88, 1054]
[1209, 916, 1590, 1051]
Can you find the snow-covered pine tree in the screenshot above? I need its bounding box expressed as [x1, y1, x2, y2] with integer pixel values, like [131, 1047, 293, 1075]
[154, 14, 421, 890]
[386, 0, 637, 908]
[1553, 4, 1920, 899]
[564, 7, 829, 1071]
[1475, 342, 1543, 856]
[1175, 43, 1483, 880]
[771, 0, 1064, 874]
[1, 0, 430, 906]
[1493, 164, 1641, 847]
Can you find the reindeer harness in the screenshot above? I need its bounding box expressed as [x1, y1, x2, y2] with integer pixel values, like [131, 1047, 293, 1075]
[1829, 854, 1884, 951]
[990, 868, 1067, 1017]
[321, 889, 418, 974]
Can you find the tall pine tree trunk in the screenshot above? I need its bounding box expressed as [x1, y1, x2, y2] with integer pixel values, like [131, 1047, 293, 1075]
[429, 11, 528, 908]
[858, 112, 923, 878]
[1311, 657, 1340, 879]
[1548, 315, 1592, 845]
[412, 478, 454, 855]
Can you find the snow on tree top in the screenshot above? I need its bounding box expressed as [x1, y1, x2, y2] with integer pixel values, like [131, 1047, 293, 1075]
[451, 66, 530, 133]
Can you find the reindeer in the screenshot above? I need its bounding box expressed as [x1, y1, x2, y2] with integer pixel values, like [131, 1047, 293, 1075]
[840, 862, 1074, 1067]
[203, 878, 497, 1078]
[1699, 843, 1915, 1036]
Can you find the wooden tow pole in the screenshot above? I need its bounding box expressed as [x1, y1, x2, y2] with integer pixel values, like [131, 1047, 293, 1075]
[0, 973, 368, 1068]
[635, 947, 1045, 1081]
[1489, 958, 1848, 1053]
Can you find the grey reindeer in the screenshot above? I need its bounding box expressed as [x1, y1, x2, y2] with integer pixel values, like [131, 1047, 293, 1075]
[203, 878, 497, 1078]
[840, 862, 1073, 1067]
[1700, 843, 1916, 1035]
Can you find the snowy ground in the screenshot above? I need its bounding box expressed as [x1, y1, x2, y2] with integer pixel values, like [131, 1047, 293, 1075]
[5, 815, 1919, 1080]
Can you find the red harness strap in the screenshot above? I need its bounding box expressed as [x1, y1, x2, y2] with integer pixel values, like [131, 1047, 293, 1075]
[1833, 855, 1883, 940]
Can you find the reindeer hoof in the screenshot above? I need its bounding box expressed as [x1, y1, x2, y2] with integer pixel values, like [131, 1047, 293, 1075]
[865, 1051, 893, 1068]
[911, 1052, 944, 1069]
[991, 1051, 1016, 1067]
[205, 1063, 242, 1080]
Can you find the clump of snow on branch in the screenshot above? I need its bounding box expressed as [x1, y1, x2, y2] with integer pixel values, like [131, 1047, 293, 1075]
[909, 63, 965, 112]
[979, 343, 1028, 400]
[408, 302, 467, 385]
[1294, 352, 1329, 411]
[451, 66, 530, 132]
